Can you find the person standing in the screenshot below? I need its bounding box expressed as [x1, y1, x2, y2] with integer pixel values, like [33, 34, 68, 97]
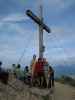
[43, 58, 49, 77]
[30, 55, 37, 77]
[48, 66, 54, 88]
[30, 55, 37, 85]
[34, 58, 47, 88]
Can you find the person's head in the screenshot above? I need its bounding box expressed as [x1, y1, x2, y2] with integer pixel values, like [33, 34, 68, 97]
[38, 58, 42, 62]
[43, 58, 47, 63]
[12, 64, 15, 67]
[17, 64, 21, 69]
[25, 66, 29, 71]
[43, 58, 46, 61]
[33, 54, 36, 60]
[49, 66, 52, 71]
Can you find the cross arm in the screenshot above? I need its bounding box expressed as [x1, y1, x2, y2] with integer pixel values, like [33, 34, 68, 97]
[26, 10, 51, 33]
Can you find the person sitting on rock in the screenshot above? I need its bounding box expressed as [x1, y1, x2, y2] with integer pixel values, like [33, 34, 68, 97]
[24, 66, 32, 85]
[0, 61, 9, 84]
[15, 64, 24, 81]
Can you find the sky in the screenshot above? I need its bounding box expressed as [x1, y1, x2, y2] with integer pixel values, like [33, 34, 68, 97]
[0, 0, 75, 68]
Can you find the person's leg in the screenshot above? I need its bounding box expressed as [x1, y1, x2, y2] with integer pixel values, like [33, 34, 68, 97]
[32, 75, 35, 86]
[38, 73, 41, 87]
[42, 73, 47, 88]
[48, 77, 51, 88]
[36, 73, 42, 87]
[31, 75, 33, 86]
[52, 74, 54, 87]
[32, 73, 39, 86]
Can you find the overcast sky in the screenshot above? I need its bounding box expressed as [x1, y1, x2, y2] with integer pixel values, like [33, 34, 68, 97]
[0, 0, 75, 68]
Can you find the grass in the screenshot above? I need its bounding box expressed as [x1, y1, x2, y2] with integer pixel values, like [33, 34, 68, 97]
[55, 75, 75, 87]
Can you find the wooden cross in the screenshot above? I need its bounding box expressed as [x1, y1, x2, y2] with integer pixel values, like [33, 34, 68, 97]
[26, 6, 51, 58]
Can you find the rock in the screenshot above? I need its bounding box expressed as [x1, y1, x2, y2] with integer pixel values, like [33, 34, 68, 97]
[0, 74, 52, 100]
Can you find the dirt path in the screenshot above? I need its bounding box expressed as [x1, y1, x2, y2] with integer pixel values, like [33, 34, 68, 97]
[51, 82, 75, 100]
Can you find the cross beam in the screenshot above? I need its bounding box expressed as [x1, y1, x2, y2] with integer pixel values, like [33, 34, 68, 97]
[26, 10, 51, 33]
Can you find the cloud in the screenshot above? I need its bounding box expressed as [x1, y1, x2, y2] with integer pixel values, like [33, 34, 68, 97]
[43, 24, 75, 65]
[0, 13, 39, 66]
[43, 0, 75, 25]
[0, 13, 29, 24]
[44, 25, 75, 49]
[43, 0, 75, 10]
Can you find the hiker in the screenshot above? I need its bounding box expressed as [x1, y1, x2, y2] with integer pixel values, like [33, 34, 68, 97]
[0, 61, 9, 84]
[30, 54, 37, 85]
[15, 64, 24, 80]
[48, 66, 54, 88]
[34, 58, 47, 88]
[0, 61, 2, 71]
[12, 64, 16, 76]
[24, 66, 31, 85]
[30, 54, 36, 76]
[43, 58, 49, 69]
[43, 58, 49, 76]
[24, 66, 29, 78]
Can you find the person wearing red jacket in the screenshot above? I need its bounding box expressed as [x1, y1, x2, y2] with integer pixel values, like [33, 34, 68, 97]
[34, 58, 44, 74]
[34, 58, 47, 88]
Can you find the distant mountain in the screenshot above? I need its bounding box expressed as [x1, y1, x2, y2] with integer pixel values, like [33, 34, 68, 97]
[53, 64, 75, 78]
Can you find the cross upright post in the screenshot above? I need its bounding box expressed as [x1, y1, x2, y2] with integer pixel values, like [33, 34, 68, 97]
[39, 4, 43, 58]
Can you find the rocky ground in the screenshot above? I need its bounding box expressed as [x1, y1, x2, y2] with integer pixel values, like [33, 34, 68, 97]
[0, 74, 75, 100]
